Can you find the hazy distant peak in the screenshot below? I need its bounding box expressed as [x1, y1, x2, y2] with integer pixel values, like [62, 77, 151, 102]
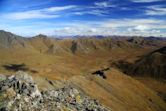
[34, 34, 48, 38]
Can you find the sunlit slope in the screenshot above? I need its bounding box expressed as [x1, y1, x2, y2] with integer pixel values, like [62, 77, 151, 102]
[69, 68, 166, 111]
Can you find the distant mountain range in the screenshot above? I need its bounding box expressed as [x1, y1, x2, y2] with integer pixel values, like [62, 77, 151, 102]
[0, 30, 166, 55]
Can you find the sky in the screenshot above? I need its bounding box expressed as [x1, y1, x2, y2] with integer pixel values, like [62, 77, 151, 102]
[0, 0, 166, 37]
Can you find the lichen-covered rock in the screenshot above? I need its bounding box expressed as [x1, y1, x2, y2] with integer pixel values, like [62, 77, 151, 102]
[0, 74, 7, 82]
[6, 88, 16, 99]
[15, 71, 34, 83]
[0, 71, 41, 98]
[0, 71, 110, 111]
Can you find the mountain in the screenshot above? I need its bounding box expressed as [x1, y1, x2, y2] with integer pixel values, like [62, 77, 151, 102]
[127, 37, 166, 47]
[0, 30, 31, 49]
[113, 46, 166, 79]
[28, 34, 57, 53]
[131, 46, 166, 79]
[0, 30, 166, 55]
[0, 30, 166, 111]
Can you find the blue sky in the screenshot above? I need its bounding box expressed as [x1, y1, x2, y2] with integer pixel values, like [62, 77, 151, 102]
[0, 0, 166, 36]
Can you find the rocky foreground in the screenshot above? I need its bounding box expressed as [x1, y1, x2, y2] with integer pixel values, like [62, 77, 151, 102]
[0, 71, 110, 111]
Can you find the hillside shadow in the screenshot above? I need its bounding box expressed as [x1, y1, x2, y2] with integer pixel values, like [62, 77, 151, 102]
[2, 63, 39, 74]
[92, 68, 110, 79]
[111, 60, 132, 74]
[2, 63, 29, 72]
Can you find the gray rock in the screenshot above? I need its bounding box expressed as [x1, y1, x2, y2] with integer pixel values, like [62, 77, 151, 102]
[0, 71, 111, 111]
[0, 74, 7, 82]
[15, 71, 34, 83]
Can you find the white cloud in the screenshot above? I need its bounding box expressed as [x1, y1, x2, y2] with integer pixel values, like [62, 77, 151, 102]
[1, 18, 165, 36]
[1, 5, 76, 20]
[1, 4, 112, 20]
[145, 5, 166, 15]
[52, 18, 166, 36]
[131, 0, 164, 3]
[73, 9, 109, 16]
[3, 11, 59, 20]
[94, 1, 116, 8]
[44, 5, 76, 12]
[101, 19, 164, 28]
[134, 25, 149, 31]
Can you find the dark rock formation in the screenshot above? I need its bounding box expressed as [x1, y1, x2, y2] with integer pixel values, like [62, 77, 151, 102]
[112, 46, 166, 79]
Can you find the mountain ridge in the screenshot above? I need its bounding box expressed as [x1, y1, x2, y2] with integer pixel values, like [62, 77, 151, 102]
[1, 30, 166, 55]
[113, 46, 166, 79]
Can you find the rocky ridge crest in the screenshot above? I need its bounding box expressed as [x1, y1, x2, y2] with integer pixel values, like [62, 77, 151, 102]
[0, 71, 110, 111]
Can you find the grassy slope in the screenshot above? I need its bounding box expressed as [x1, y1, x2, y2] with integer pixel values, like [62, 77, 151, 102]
[0, 47, 151, 76]
[70, 69, 166, 111]
[135, 77, 166, 102]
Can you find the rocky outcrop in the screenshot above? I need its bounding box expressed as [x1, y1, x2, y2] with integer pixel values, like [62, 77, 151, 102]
[0, 71, 110, 111]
